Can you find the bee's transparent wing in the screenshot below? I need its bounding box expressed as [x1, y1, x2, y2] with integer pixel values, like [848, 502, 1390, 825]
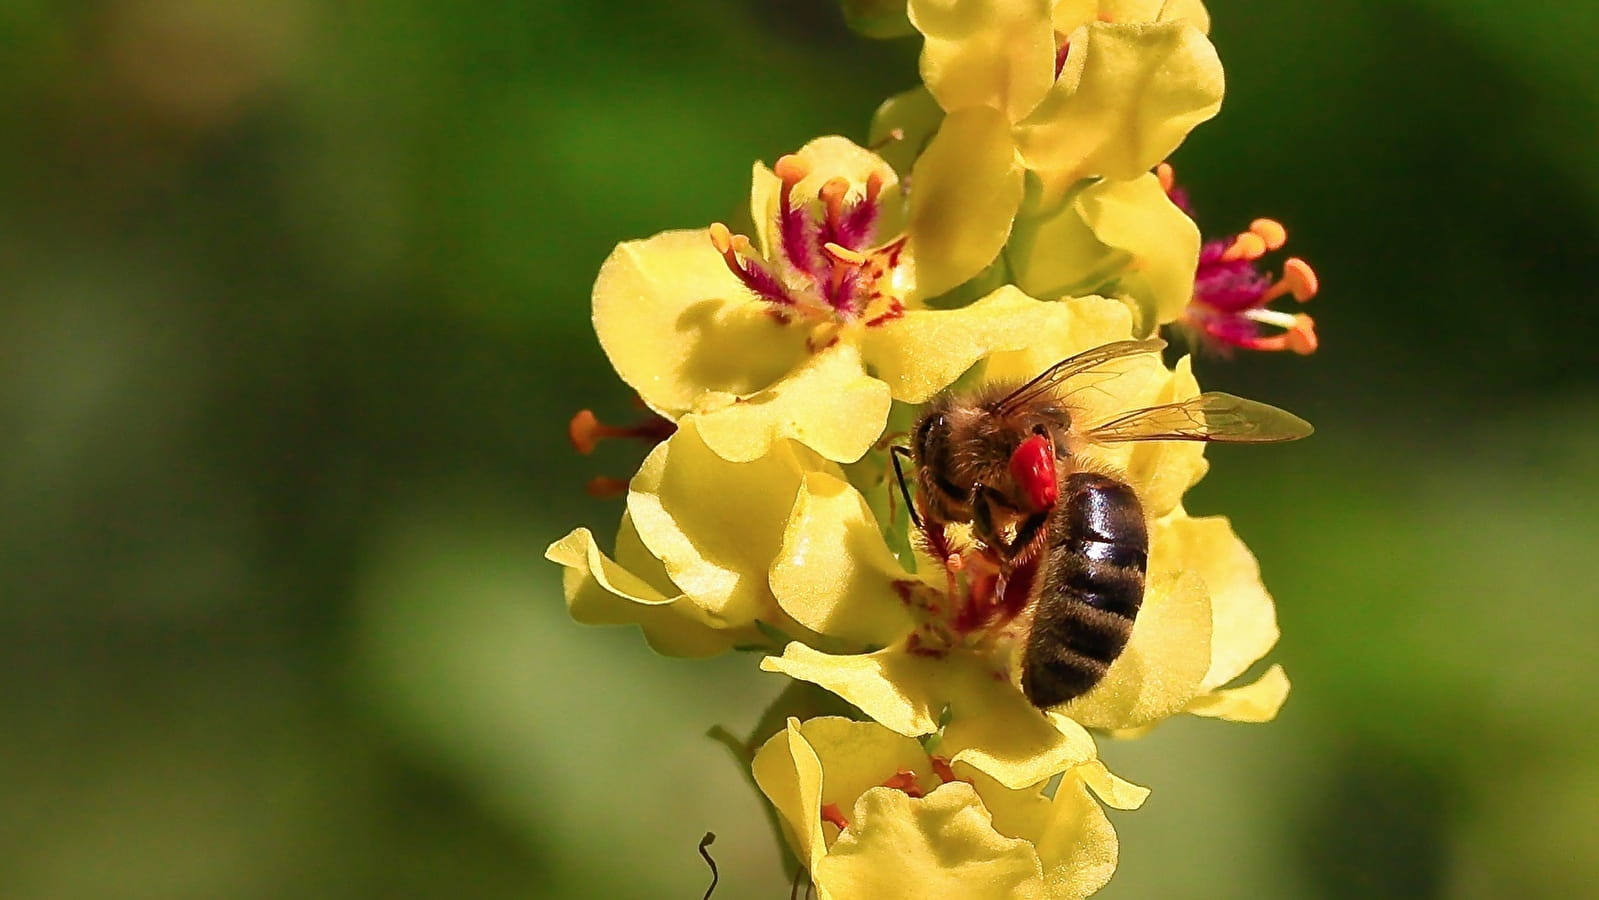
[997, 339, 1166, 415]
[1084, 393, 1314, 444]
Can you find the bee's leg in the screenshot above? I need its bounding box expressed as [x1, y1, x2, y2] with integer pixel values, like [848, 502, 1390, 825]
[973, 483, 1050, 564]
[970, 484, 1020, 559]
[1006, 511, 1049, 564]
[888, 445, 922, 531]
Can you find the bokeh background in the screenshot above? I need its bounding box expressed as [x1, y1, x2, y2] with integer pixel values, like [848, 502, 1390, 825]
[3, 1, 1597, 897]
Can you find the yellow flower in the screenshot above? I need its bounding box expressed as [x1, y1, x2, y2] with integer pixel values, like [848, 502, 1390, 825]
[545, 419, 836, 657]
[759, 296, 1291, 784]
[1004, 173, 1201, 336]
[754, 716, 1145, 900]
[873, 1, 1221, 203]
[591, 136, 1080, 466]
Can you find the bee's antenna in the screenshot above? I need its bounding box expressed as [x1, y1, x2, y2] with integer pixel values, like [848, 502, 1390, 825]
[889, 445, 923, 531]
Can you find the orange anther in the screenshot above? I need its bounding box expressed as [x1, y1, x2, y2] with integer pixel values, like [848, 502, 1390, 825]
[1221, 232, 1267, 262]
[1283, 257, 1319, 300]
[708, 222, 733, 255]
[1286, 315, 1318, 354]
[584, 476, 630, 499]
[1155, 162, 1175, 193]
[929, 755, 967, 785]
[865, 170, 886, 205]
[1249, 218, 1287, 251]
[569, 410, 604, 454]
[773, 154, 810, 185]
[819, 177, 851, 229]
[881, 769, 925, 798]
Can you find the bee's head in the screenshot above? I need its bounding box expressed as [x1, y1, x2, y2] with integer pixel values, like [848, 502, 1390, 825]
[911, 405, 950, 471]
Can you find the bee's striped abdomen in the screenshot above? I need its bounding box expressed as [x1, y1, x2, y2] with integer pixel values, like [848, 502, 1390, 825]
[1021, 472, 1148, 708]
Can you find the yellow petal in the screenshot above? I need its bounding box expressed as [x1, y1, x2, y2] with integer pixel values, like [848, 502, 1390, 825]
[626, 420, 822, 626]
[765, 642, 1098, 790]
[544, 525, 740, 657]
[1032, 772, 1120, 898]
[869, 85, 946, 179]
[1058, 569, 1213, 729]
[1053, 0, 1210, 34]
[762, 641, 944, 736]
[1074, 174, 1201, 330]
[750, 136, 904, 260]
[771, 471, 921, 646]
[1121, 355, 1208, 517]
[752, 718, 829, 873]
[690, 340, 892, 464]
[909, 0, 1056, 123]
[816, 783, 1046, 900]
[592, 229, 810, 415]
[1155, 514, 1279, 691]
[942, 681, 1099, 789]
[861, 285, 1079, 404]
[907, 105, 1026, 300]
[794, 717, 936, 831]
[977, 294, 1137, 386]
[1076, 759, 1149, 811]
[1009, 175, 1200, 332]
[1014, 21, 1223, 191]
[963, 764, 1118, 899]
[1186, 664, 1291, 723]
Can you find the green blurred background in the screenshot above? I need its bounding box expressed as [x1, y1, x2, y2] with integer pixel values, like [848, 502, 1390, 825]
[2, 1, 1596, 897]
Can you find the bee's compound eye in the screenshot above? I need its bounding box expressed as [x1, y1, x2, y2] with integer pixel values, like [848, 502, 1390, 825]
[914, 413, 945, 455]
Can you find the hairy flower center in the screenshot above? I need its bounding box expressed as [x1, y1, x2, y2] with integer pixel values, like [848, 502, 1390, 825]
[896, 530, 1040, 663]
[709, 154, 908, 342]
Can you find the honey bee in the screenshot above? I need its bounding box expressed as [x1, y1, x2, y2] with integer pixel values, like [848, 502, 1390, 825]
[891, 339, 1311, 708]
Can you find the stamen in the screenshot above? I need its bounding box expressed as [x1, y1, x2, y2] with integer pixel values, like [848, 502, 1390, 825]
[709, 222, 801, 308]
[773, 155, 821, 279]
[819, 177, 851, 238]
[880, 769, 925, 799]
[1249, 218, 1287, 251]
[773, 154, 810, 186]
[1237, 312, 1318, 355]
[838, 171, 888, 250]
[822, 242, 867, 266]
[568, 409, 613, 455]
[1221, 231, 1267, 262]
[1284, 257, 1319, 300]
[929, 755, 966, 786]
[820, 803, 850, 832]
[864, 171, 885, 207]
[1156, 162, 1175, 194]
[1258, 257, 1319, 303]
[584, 476, 629, 499]
[568, 409, 677, 454]
[1243, 308, 1299, 330]
[708, 221, 734, 256]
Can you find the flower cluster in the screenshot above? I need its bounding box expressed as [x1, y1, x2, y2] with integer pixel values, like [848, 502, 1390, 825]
[549, 2, 1316, 896]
